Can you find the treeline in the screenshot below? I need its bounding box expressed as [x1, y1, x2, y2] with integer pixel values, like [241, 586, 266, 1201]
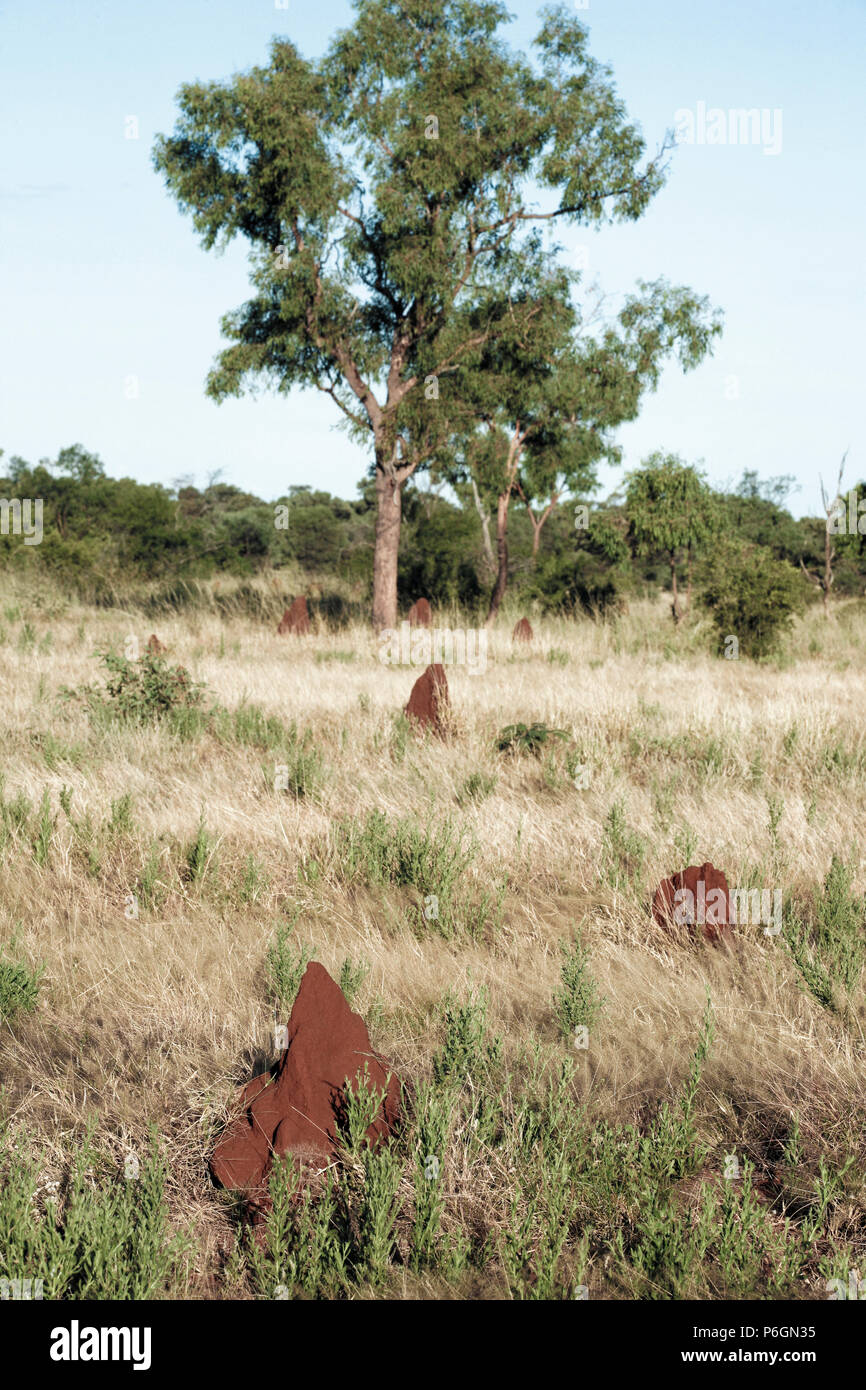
[1, 444, 864, 621]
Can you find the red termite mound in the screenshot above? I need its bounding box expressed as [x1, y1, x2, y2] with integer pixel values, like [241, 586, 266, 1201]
[651, 861, 732, 943]
[408, 598, 432, 628]
[277, 596, 311, 635]
[404, 663, 449, 737]
[512, 617, 533, 643]
[210, 962, 401, 1197]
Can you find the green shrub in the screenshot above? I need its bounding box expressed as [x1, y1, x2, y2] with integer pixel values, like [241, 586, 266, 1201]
[784, 856, 866, 1013]
[271, 726, 327, 799]
[698, 543, 806, 659]
[601, 800, 646, 891]
[356, 1143, 402, 1284]
[389, 712, 410, 763]
[138, 841, 164, 909]
[0, 1128, 189, 1299]
[456, 771, 497, 805]
[30, 731, 86, 772]
[82, 650, 206, 724]
[32, 789, 54, 867]
[314, 650, 356, 664]
[183, 811, 216, 887]
[107, 793, 135, 839]
[238, 854, 269, 905]
[57, 786, 100, 876]
[432, 988, 502, 1091]
[552, 935, 605, 1039]
[224, 702, 286, 750]
[332, 811, 506, 940]
[0, 780, 32, 856]
[339, 956, 370, 1007]
[496, 722, 569, 756]
[336, 1063, 389, 1155]
[266, 918, 312, 1012]
[0, 939, 43, 1024]
[411, 1081, 454, 1271]
[502, 1149, 576, 1300]
[246, 1157, 349, 1299]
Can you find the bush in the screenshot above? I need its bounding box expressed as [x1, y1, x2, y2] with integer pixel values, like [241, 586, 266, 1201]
[552, 935, 605, 1039]
[527, 551, 626, 619]
[83, 650, 206, 723]
[456, 771, 497, 805]
[339, 956, 370, 1007]
[784, 856, 866, 1013]
[397, 496, 484, 609]
[266, 918, 312, 1013]
[333, 811, 474, 907]
[0, 1128, 189, 1299]
[432, 989, 502, 1090]
[330, 811, 504, 939]
[698, 543, 806, 659]
[0, 940, 43, 1024]
[245, 1157, 349, 1299]
[601, 800, 646, 891]
[272, 727, 327, 799]
[496, 723, 569, 757]
[183, 811, 216, 887]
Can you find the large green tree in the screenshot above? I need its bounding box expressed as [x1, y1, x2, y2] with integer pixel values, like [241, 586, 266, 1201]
[625, 452, 716, 622]
[153, 0, 682, 629]
[445, 270, 721, 622]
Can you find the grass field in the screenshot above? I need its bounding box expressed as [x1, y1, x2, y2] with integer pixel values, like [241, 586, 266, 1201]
[1, 575, 864, 1300]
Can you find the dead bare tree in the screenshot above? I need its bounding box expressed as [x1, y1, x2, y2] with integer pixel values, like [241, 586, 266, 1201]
[800, 450, 849, 616]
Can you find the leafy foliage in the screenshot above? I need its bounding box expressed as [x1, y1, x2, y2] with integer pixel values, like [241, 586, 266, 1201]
[496, 722, 569, 756]
[552, 935, 605, 1038]
[266, 918, 313, 1013]
[625, 453, 716, 621]
[699, 542, 806, 658]
[784, 856, 866, 1013]
[83, 651, 205, 724]
[0, 1129, 189, 1299]
[0, 939, 43, 1024]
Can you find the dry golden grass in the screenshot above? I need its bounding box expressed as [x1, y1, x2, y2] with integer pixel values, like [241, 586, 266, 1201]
[1, 574, 864, 1298]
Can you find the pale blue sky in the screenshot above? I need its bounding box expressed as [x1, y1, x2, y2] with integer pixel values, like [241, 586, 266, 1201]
[1, 0, 863, 515]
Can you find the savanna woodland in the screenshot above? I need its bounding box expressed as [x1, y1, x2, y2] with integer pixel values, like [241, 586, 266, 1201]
[1, 0, 863, 1319]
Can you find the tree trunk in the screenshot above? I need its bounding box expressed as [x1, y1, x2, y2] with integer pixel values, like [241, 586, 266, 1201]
[670, 556, 682, 624]
[471, 476, 496, 578]
[372, 462, 402, 630]
[686, 543, 693, 612]
[527, 494, 558, 560]
[485, 492, 510, 625]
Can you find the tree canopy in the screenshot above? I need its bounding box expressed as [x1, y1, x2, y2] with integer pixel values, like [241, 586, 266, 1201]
[153, 0, 693, 626]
